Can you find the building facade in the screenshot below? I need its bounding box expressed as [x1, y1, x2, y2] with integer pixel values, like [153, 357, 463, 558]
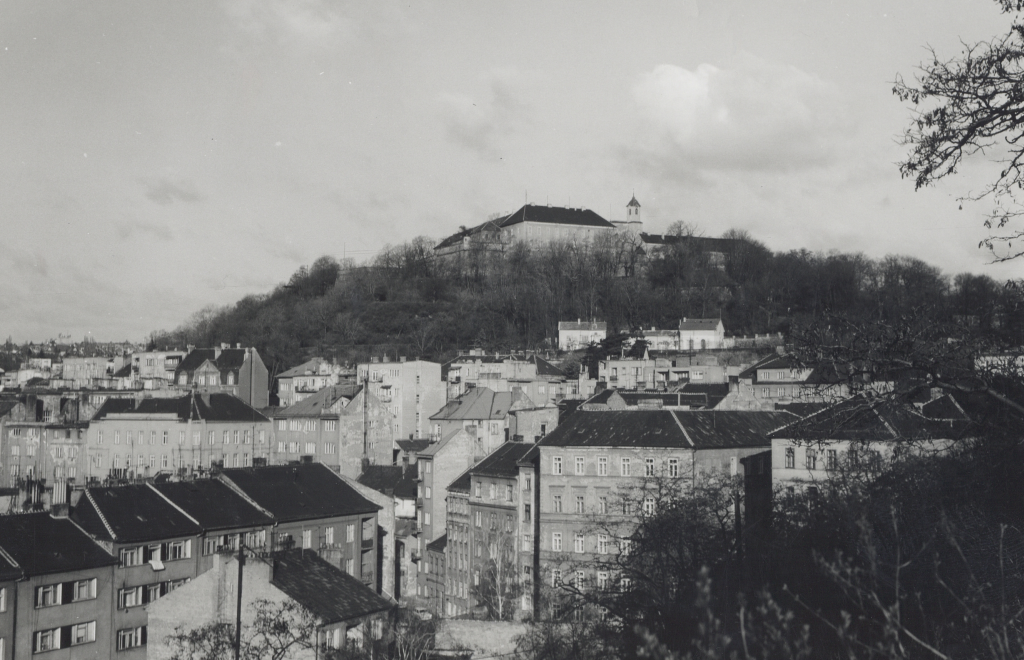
[356, 358, 443, 440]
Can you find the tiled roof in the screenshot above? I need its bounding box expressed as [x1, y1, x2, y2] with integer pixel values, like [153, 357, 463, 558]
[774, 402, 830, 417]
[448, 468, 472, 493]
[153, 480, 274, 532]
[500, 204, 615, 229]
[396, 438, 431, 454]
[678, 318, 722, 331]
[429, 387, 530, 422]
[277, 358, 329, 379]
[176, 348, 248, 375]
[738, 354, 804, 381]
[426, 533, 447, 553]
[418, 428, 464, 457]
[558, 321, 607, 332]
[271, 549, 392, 624]
[93, 393, 269, 423]
[538, 410, 795, 449]
[72, 485, 202, 543]
[358, 464, 418, 499]
[470, 442, 534, 478]
[275, 384, 362, 418]
[768, 394, 974, 442]
[0, 512, 117, 576]
[219, 463, 380, 523]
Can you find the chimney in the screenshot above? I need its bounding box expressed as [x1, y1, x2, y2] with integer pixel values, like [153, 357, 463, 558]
[221, 342, 230, 350]
[236, 343, 241, 349]
[186, 344, 195, 354]
[382, 355, 390, 363]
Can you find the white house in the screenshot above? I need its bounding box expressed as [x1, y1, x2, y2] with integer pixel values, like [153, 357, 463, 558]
[558, 320, 607, 351]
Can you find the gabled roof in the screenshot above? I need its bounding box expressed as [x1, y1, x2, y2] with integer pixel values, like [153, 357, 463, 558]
[470, 442, 534, 478]
[175, 348, 249, 376]
[500, 204, 615, 229]
[153, 480, 274, 532]
[418, 428, 468, 458]
[434, 218, 506, 251]
[271, 549, 392, 624]
[0, 399, 19, 418]
[529, 355, 565, 378]
[92, 393, 268, 423]
[739, 353, 801, 379]
[558, 321, 607, 332]
[538, 410, 795, 449]
[448, 468, 472, 493]
[0, 512, 117, 577]
[275, 384, 363, 418]
[396, 438, 430, 454]
[426, 533, 448, 553]
[429, 387, 532, 422]
[278, 358, 330, 379]
[768, 394, 973, 442]
[358, 464, 418, 499]
[219, 463, 380, 523]
[678, 318, 723, 332]
[72, 485, 202, 543]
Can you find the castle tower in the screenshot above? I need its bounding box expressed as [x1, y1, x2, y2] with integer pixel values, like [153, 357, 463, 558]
[627, 194, 641, 221]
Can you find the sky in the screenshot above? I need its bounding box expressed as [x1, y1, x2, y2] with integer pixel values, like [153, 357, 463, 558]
[2, 0, 1022, 342]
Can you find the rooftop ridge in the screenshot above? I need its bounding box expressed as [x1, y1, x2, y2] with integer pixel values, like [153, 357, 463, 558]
[84, 488, 118, 542]
[146, 482, 203, 528]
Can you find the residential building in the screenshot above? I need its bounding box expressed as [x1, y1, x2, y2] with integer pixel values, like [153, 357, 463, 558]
[356, 358, 443, 440]
[414, 429, 476, 581]
[719, 353, 850, 410]
[131, 350, 186, 383]
[0, 511, 119, 659]
[557, 320, 607, 351]
[71, 485, 204, 660]
[59, 356, 128, 388]
[598, 356, 732, 390]
[147, 550, 391, 660]
[580, 385, 730, 411]
[524, 409, 795, 619]
[678, 318, 726, 350]
[429, 387, 554, 459]
[423, 535, 446, 614]
[85, 393, 272, 482]
[218, 463, 382, 590]
[354, 463, 419, 600]
[496, 204, 618, 247]
[445, 353, 572, 405]
[443, 470, 471, 617]
[275, 357, 344, 407]
[270, 383, 394, 478]
[172, 345, 269, 408]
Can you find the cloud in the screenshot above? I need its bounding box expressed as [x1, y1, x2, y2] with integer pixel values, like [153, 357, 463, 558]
[142, 178, 204, 205]
[629, 53, 852, 178]
[2, 249, 49, 278]
[441, 70, 530, 158]
[221, 0, 353, 47]
[115, 220, 174, 241]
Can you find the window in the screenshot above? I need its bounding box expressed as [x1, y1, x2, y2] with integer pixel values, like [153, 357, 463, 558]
[574, 533, 584, 553]
[115, 431, 120, 445]
[668, 458, 679, 477]
[192, 432, 200, 445]
[278, 420, 286, 430]
[598, 456, 607, 476]
[150, 431, 156, 445]
[826, 449, 837, 470]
[10, 446, 17, 457]
[208, 431, 215, 445]
[643, 496, 656, 515]
[622, 501, 632, 516]
[645, 457, 655, 477]
[575, 456, 584, 475]
[305, 442, 315, 454]
[120, 546, 143, 567]
[34, 628, 60, 653]
[598, 496, 608, 514]
[762, 387, 770, 397]
[575, 495, 584, 514]
[178, 431, 185, 445]
[598, 534, 609, 554]
[35, 584, 61, 607]
[620, 457, 631, 476]
[552, 456, 562, 475]
[806, 448, 817, 470]
[259, 430, 265, 444]
[71, 621, 96, 646]
[475, 511, 482, 527]
[302, 530, 312, 549]
[489, 483, 496, 499]
[324, 442, 336, 454]
[116, 626, 146, 651]
[551, 532, 562, 551]
[73, 578, 97, 601]
[525, 476, 532, 491]
[346, 524, 355, 543]
[425, 513, 432, 525]
[553, 494, 562, 513]
[0, 586, 5, 612]
[524, 503, 531, 523]
[506, 484, 513, 501]
[474, 482, 481, 498]
[324, 420, 336, 431]
[597, 572, 609, 590]
[118, 586, 141, 609]
[425, 462, 432, 474]
[552, 569, 562, 587]
[785, 448, 795, 469]
[97, 431, 103, 444]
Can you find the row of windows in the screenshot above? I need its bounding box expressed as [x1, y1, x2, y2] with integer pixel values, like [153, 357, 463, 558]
[106, 452, 254, 469]
[201, 530, 267, 555]
[33, 621, 96, 653]
[117, 578, 189, 609]
[472, 481, 514, 501]
[98, 429, 265, 445]
[551, 492, 657, 516]
[551, 569, 631, 591]
[276, 419, 339, 432]
[551, 455, 680, 478]
[783, 446, 883, 470]
[120, 540, 191, 567]
[277, 441, 337, 455]
[472, 511, 515, 532]
[34, 579, 96, 608]
[550, 532, 628, 554]
[117, 626, 146, 651]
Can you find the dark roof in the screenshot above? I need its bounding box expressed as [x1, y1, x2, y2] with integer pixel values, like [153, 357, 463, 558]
[678, 318, 722, 331]
[430, 387, 530, 422]
[358, 464, 418, 499]
[448, 468, 472, 493]
[530, 355, 565, 378]
[72, 485, 202, 543]
[153, 480, 274, 532]
[93, 393, 268, 423]
[0, 399, 19, 418]
[627, 195, 641, 208]
[396, 438, 431, 454]
[768, 394, 973, 442]
[0, 549, 20, 581]
[271, 549, 392, 624]
[278, 358, 330, 379]
[113, 364, 132, 378]
[539, 410, 795, 449]
[585, 387, 727, 410]
[739, 353, 802, 380]
[0, 512, 117, 577]
[220, 463, 380, 523]
[470, 442, 535, 478]
[500, 204, 615, 229]
[558, 321, 607, 332]
[275, 384, 362, 418]
[426, 533, 447, 553]
[176, 348, 248, 376]
[434, 218, 505, 250]
[774, 402, 830, 417]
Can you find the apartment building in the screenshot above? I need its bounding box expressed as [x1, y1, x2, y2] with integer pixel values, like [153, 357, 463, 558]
[275, 357, 344, 407]
[132, 350, 186, 383]
[356, 358, 443, 440]
[557, 320, 607, 351]
[269, 384, 394, 478]
[443, 470, 472, 617]
[445, 354, 571, 405]
[429, 387, 553, 459]
[172, 345, 269, 408]
[524, 409, 795, 619]
[85, 393, 271, 482]
[720, 353, 849, 410]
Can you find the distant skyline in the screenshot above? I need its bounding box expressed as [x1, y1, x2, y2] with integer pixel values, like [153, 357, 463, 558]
[2, 0, 1021, 342]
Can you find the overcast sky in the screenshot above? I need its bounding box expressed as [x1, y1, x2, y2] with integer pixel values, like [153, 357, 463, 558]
[1, 0, 1021, 342]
